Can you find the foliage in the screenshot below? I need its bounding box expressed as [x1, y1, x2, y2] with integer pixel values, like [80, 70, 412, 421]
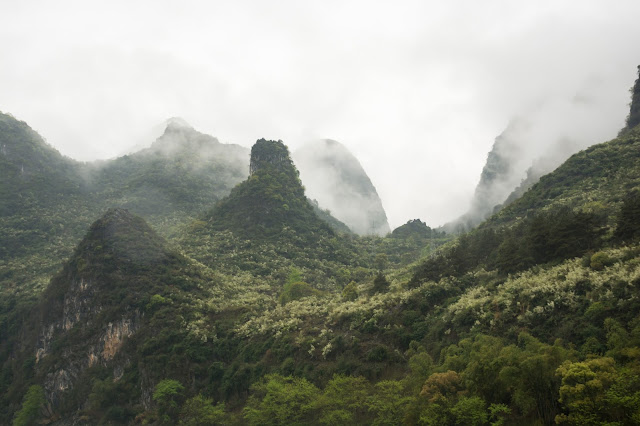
[12, 385, 44, 426]
[153, 379, 185, 424]
[179, 395, 226, 426]
[615, 190, 640, 242]
[341, 281, 359, 301]
[3, 99, 640, 425]
[243, 374, 320, 425]
[370, 272, 390, 295]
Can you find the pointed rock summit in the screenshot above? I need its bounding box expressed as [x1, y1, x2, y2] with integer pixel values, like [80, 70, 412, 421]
[623, 65, 640, 132]
[205, 139, 333, 240]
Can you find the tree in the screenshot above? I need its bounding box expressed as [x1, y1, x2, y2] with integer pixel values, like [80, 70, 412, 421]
[450, 396, 488, 426]
[375, 253, 388, 271]
[614, 191, 640, 241]
[315, 375, 371, 425]
[279, 281, 322, 304]
[367, 380, 411, 425]
[555, 357, 617, 425]
[418, 371, 465, 426]
[341, 281, 358, 301]
[179, 395, 226, 425]
[243, 374, 320, 425]
[13, 385, 45, 426]
[153, 379, 185, 424]
[370, 272, 390, 295]
[625, 65, 640, 130]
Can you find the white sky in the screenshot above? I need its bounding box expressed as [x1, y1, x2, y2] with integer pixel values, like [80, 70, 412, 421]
[1, 1, 639, 227]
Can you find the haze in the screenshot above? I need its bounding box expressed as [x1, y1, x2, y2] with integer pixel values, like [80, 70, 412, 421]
[1, 1, 639, 228]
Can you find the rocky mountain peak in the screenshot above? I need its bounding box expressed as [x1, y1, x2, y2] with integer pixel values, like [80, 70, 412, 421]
[625, 65, 640, 131]
[249, 138, 293, 176]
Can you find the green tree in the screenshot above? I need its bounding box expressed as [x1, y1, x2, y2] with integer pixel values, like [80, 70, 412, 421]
[153, 379, 185, 424]
[341, 281, 358, 301]
[418, 371, 465, 426]
[279, 281, 322, 304]
[555, 357, 617, 425]
[179, 395, 226, 425]
[370, 272, 390, 295]
[625, 65, 640, 130]
[375, 253, 388, 271]
[315, 375, 371, 425]
[368, 380, 411, 425]
[614, 190, 640, 241]
[243, 374, 320, 425]
[450, 396, 488, 426]
[13, 385, 45, 426]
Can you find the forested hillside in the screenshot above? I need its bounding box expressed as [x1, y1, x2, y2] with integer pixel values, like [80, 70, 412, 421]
[1, 68, 640, 425]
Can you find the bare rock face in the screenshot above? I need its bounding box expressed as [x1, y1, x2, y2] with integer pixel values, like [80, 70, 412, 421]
[33, 208, 166, 409]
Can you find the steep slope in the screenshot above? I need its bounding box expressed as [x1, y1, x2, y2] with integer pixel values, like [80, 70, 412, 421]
[623, 65, 640, 132]
[0, 113, 91, 299]
[183, 139, 365, 287]
[444, 119, 585, 233]
[491, 126, 640, 227]
[2, 208, 218, 423]
[0, 112, 82, 215]
[294, 139, 391, 236]
[204, 139, 333, 241]
[412, 125, 640, 286]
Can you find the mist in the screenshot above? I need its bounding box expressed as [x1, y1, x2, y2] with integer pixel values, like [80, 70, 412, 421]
[450, 86, 628, 231]
[1, 1, 639, 228]
[293, 140, 391, 236]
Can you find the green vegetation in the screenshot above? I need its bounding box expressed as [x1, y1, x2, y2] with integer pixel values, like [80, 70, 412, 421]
[1, 97, 640, 424]
[12, 385, 44, 426]
[624, 65, 640, 131]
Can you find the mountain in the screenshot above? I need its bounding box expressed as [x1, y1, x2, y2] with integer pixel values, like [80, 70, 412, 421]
[294, 139, 391, 236]
[492, 126, 640, 226]
[443, 118, 587, 233]
[0, 119, 250, 300]
[0, 112, 83, 216]
[4, 208, 220, 422]
[205, 139, 333, 240]
[182, 139, 366, 286]
[412, 124, 640, 285]
[83, 119, 249, 218]
[3, 67, 640, 425]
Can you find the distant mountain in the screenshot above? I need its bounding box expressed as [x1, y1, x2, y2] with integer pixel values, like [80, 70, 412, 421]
[391, 219, 436, 241]
[412, 124, 640, 286]
[294, 139, 391, 236]
[443, 118, 596, 233]
[491, 125, 640, 227]
[83, 119, 249, 217]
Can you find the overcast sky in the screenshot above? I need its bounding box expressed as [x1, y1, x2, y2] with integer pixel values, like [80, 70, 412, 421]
[1, 1, 639, 227]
